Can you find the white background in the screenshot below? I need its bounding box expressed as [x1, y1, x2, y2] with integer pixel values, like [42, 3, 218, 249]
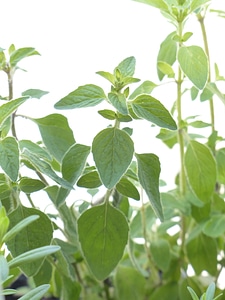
[0, 0, 224, 197]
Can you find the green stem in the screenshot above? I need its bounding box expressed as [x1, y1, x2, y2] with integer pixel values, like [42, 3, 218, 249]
[7, 68, 18, 139]
[140, 189, 159, 284]
[197, 11, 215, 135]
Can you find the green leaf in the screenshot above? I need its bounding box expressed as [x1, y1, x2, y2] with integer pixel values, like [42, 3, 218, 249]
[22, 89, 49, 99]
[182, 32, 193, 42]
[188, 120, 211, 128]
[98, 109, 116, 120]
[157, 61, 175, 77]
[3, 215, 40, 243]
[96, 71, 115, 84]
[19, 178, 45, 193]
[92, 128, 134, 189]
[78, 202, 129, 280]
[202, 215, 225, 238]
[0, 255, 9, 283]
[77, 171, 102, 189]
[10, 47, 40, 66]
[129, 80, 157, 100]
[185, 232, 217, 275]
[19, 140, 52, 161]
[115, 56, 136, 77]
[205, 282, 216, 300]
[55, 143, 91, 206]
[190, 0, 210, 13]
[32, 113, 75, 162]
[18, 284, 50, 300]
[135, 153, 163, 221]
[178, 46, 208, 89]
[54, 84, 106, 109]
[187, 287, 200, 300]
[150, 239, 171, 271]
[116, 177, 140, 200]
[216, 148, 225, 184]
[114, 266, 146, 300]
[131, 95, 177, 130]
[157, 31, 177, 80]
[191, 86, 199, 100]
[8, 246, 60, 269]
[150, 282, 179, 300]
[0, 137, 19, 182]
[156, 128, 177, 148]
[108, 92, 128, 115]
[0, 206, 9, 242]
[0, 96, 29, 126]
[22, 149, 73, 189]
[6, 206, 54, 276]
[184, 141, 217, 202]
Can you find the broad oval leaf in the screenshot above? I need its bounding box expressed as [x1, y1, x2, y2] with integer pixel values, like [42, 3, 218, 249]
[78, 202, 129, 280]
[6, 206, 54, 276]
[108, 92, 128, 115]
[54, 84, 106, 109]
[0, 97, 29, 126]
[19, 178, 45, 193]
[184, 140, 217, 203]
[202, 214, 225, 238]
[0, 137, 19, 182]
[32, 113, 75, 162]
[178, 46, 208, 90]
[135, 153, 163, 221]
[150, 239, 171, 271]
[131, 95, 177, 130]
[92, 128, 134, 189]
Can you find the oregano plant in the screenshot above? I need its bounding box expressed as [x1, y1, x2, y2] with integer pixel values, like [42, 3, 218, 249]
[0, 0, 225, 299]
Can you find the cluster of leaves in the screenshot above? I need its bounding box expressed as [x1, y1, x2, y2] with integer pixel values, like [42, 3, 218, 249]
[0, 0, 225, 299]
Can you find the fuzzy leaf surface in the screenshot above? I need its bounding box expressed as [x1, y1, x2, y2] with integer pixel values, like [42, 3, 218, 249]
[54, 84, 106, 109]
[78, 202, 129, 280]
[135, 153, 163, 221]
[131, 95, 177, 130]
[92, 128, 134, 189]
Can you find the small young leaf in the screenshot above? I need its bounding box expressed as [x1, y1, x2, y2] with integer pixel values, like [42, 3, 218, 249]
[116, 177, 140, 200]
[54, 84, 106, 109]
[78, 202, 129, 280]
[77, 171, 102, 188]
[0, 206, 9, 242]
[0, 97, 29, 126]
[115, 56, 136, 77]
[202, 215, 225, 238]
[10, 47, 40, 67]
[185, 141, 217, 202]
[131, 94, 177, 130]
[22, 89, 49, 99]
[0, 137, 19, 182]
[178, 46, 208, 90]
[18, 284, 50, 300]
[157, 61, 175, 77]
[129, 80, 157, 100]
[96, 71, 115, 84]
[98, 109, 116, 120]
[92, 128, 134, 189]
[135, 153, 163, 221]
[132, 0, 169, 12]
[108, 92, 128, 115]
[205, 282, 216, 300]
[32, 113, 75, 162]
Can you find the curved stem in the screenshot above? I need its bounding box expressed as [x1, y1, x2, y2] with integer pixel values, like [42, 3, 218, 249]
[7, 69, 18, 139]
